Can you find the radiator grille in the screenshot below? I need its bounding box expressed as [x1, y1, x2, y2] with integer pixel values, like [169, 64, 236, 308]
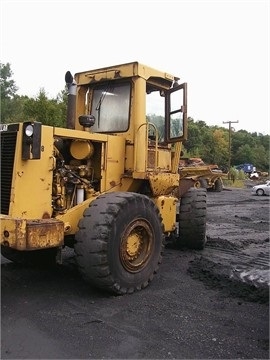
[1, 131, 17, 214]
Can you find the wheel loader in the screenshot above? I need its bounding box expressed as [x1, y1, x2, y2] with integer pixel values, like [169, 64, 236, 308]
[0, 61, 207, 295]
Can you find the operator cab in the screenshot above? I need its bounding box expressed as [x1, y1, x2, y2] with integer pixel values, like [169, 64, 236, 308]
[66, 61, 187, 145]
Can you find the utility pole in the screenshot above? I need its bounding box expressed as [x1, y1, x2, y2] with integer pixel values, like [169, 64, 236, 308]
[223, 120, 239, 170]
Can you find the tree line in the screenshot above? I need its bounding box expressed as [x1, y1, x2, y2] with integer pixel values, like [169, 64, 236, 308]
[1, 63, 269, 172]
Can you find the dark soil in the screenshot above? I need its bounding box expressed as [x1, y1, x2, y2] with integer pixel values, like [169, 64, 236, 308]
[188, 187, 270, 304]
[1, 187, 269, 359]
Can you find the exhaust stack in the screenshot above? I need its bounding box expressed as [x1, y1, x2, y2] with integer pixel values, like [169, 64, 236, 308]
[65, 71, 77, 129]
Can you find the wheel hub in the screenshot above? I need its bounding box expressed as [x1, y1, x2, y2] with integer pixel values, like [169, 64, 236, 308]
[120, 219, 153, 273]
[126, 233, 141, 257]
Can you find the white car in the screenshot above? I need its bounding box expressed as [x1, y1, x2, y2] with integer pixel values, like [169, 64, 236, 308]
[251, 181, 270, 196]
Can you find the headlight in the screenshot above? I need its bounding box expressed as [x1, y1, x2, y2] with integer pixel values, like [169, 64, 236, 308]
[25, 124, 34, 137]
[22, 122, 42, 160]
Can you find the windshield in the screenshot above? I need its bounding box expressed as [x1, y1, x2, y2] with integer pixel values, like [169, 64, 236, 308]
[91, 82, 131, 132]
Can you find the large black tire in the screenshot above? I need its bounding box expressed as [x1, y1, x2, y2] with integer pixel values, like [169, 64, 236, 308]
[74, 192, 164, 295]
[213, 178, 223, 192]
[176, 188, 207, 250]
[1, 246, 58, 267]
[199, 178, 208, 189]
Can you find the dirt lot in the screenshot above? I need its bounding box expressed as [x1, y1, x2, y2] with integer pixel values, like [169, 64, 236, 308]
[1, 187, 269, 359]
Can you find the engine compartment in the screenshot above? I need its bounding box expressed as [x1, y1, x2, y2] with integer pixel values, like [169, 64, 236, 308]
[52, 137, 102, 216]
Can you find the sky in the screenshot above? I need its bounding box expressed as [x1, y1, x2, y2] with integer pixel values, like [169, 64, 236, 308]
[1, 0, 269, 134]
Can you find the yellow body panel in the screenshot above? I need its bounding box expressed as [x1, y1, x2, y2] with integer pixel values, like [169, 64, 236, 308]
[56, 198, 96, 235]
[10, 125, 54, 218]
[1, 215, 64, 250]
[103, 135, 126, 192]
[154, 196, 178, 232]
[148, 173, 180, 196]
[147, 147, 172, 171]
[75, 62, 175, 88]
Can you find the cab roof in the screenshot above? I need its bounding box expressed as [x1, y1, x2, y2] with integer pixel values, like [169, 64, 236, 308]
[74, 61, 180, 89]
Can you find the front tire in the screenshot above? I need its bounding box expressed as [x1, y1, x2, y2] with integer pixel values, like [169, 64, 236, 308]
[74, 192, 164, 295]
[199, 178, 208, 189]
[256, 189, 264, 196]
[176, 188, 207, 250]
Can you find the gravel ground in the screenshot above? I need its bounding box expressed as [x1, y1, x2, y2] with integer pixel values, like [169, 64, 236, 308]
[1, 186, 269, 359]
[189, 187, 270, 303]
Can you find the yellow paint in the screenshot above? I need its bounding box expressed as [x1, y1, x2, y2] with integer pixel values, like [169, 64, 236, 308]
[148, 173, 180, 196]
[153, 196, 178, 232]
[9, 125, 55, 218]
[0, 215, 64, 250]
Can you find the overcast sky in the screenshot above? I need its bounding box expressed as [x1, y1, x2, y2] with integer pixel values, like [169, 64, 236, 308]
[1, 0, 269, 134]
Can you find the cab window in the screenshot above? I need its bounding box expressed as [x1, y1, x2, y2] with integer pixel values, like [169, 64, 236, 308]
[91, 82, 131, 132]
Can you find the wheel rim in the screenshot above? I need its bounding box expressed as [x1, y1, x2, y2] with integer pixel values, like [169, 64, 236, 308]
[120, 219, 153, 273]
[257, 189, 264, 196]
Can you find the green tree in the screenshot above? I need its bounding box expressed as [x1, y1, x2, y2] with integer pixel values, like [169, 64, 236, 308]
[234, 143, 253, 164]
[0, 62, 19, 123]
[184, 118, 206, 153]
[0, 62, 17, 98]
[210, 128, 228, 165]
[251, 144, 269, 171]
[5, 95, 30, 123]
[23, 89, 66, 127]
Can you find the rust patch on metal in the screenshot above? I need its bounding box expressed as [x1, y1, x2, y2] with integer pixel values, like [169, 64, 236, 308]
[26, 219, 64, 249]
[148, 173, 179, 196]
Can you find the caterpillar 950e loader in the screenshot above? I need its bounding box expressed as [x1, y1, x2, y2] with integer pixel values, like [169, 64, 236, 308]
[0, 61, 207, 295]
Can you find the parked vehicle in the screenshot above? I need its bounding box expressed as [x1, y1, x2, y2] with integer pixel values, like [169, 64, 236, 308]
[179, 158, 227, 192]
[235, 163, 256, 174]
[0, 61, 207, 295]
[251, 181, 270, 196]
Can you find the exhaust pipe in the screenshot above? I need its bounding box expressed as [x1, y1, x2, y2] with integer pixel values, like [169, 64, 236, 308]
[65, 71, 77, 129]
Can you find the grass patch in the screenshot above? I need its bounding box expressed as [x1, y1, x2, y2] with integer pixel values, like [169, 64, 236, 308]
[223, 179, 246, 188]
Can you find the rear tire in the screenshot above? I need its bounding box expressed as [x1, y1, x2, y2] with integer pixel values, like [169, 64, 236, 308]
[74, 192, 164, 295]
[176, 188, 207, 250]
[213, 178, 223, 192]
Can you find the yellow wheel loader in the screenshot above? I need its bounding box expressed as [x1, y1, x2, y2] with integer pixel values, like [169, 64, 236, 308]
[0, 61, 207, 295]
